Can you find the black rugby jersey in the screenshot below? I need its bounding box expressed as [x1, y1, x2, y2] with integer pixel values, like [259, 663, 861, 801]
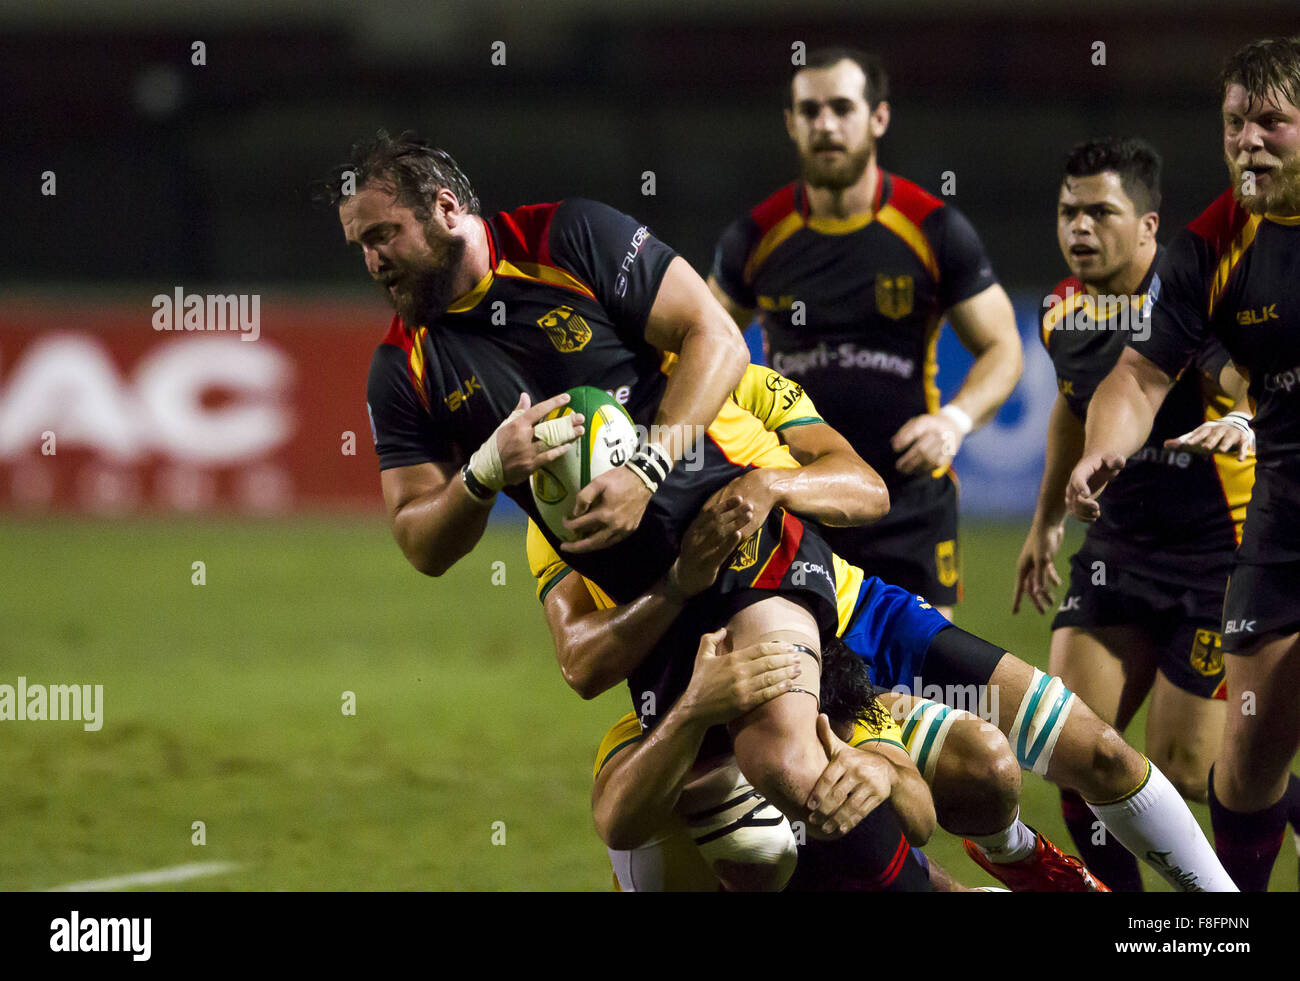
[1042, 248, 1249, 588]
[711, 172, 999, 493]
[365, 198, 813, 603]
[1133, 190, 1300, 564]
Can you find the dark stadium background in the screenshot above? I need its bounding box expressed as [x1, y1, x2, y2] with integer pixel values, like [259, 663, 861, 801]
[1, 0, 1296, 893]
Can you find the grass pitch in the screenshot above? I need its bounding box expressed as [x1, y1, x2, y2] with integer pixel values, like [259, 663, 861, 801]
[1, 517, 1295, 891]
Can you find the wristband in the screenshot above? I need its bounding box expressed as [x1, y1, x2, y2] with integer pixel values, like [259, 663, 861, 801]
[461, 464, 497, 502]
[625, 442, 673, 494]
[939, 403, 973, 436]
[1221, 411, 1253, 433]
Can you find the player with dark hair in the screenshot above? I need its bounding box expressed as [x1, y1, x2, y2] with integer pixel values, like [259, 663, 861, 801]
[592, 629, 940, 892]
[709, 48, 1024, 620]
[1068, 37, 1300, 890]
[537, 364, 1236, 891]
[1016, 136, 1254, 890]
[326, 129, 912, 878]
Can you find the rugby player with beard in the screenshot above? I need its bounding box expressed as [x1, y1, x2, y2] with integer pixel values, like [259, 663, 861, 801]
[1068, 37, 1300, 890]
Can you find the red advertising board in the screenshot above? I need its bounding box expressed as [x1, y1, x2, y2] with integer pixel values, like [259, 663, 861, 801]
[0, 296, 392, 514]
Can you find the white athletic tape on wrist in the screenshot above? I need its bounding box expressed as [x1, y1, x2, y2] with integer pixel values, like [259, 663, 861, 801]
[900, 698, 968, 782]
[681, 768, 797, 889]
[467, 407, 524, 492]
[1007, 668, 1075, 776]
[940, 404, 973, 436]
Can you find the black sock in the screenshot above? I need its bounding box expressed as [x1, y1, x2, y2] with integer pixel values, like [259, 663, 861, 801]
[1060, 788, 1143, 892]
[1207, 765, 1289, 892]
[786, 801, 932, 892]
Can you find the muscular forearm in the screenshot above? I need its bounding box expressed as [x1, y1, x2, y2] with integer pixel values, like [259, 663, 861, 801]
[1083, 365, 1161, 461]
[392, 477, 493, 577]
[1032, 396, 1086, 530]
[592, 708, 709, 850]
[948, 335, 1024, 429]
[766, 453, 889, 526]
[652, 323, 748, 464]
[886, 757, 937, 845]
[553, 574, 687, 699]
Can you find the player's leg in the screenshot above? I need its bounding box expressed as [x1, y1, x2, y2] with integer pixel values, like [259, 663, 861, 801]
[879, 692, 1019, 835]
[911, 626, 1234, 889]
[1050, 624, 1157, 892]
[725, 597, 931, 891]
[876, 690, 1103, 890]
[961, 638, 1236, 890]
[1145, 673, 1224, 803]
[1207, 632, 1300, 890]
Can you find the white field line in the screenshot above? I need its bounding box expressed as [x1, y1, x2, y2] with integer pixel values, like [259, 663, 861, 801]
[44, 860, 241, 892]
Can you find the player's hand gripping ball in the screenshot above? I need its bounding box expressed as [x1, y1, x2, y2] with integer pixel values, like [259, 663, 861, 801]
[530, 386, 639, 542]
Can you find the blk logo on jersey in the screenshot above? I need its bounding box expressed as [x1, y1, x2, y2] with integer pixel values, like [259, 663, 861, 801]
[1224, 618, 1256, 635]
[536, 305, 592, 353]
[1236, 303, 1279, 326]
[443, 375, 482, 412]
[1059, 595, 1081, 612]
[875, 274, 915, 320]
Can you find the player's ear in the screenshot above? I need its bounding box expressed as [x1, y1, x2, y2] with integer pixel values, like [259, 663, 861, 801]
[784, 107, 798, 143]
[1139, 210, 1159, 245]
[870, 100, 890, 138]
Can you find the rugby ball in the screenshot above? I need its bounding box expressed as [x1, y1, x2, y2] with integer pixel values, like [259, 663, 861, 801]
[530, 386, 639, 542]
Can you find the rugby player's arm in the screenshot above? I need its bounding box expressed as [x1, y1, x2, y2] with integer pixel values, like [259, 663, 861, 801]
[543, 570, 685, 700]
[381, 459, 493, 577]
[591, 705, 711, 850]
[942, 284, 1024, 427]
[1067, 347, 1176, 521]
[1013, 392, 1082, 613]
[642, 259, 751, 464]
[771, 422, 890, 525]
[1031, 393, 1086, 530]
[867, 742, 935, 845]
[593, 631, 801, 850]
[706, 275, 756, 332]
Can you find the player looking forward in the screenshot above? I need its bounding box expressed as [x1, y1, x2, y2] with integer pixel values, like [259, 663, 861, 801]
[1015, 137, 1254, 890]
[325, 131, 902, 875]
[709, 47, 1023, 618]
[1067, 37, 1300, 890]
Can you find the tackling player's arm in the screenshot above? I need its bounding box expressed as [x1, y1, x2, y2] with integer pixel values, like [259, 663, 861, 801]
[809, 716, 935, 845]
[382, 392, 582, 576]
[566, 258, 750, 552]
[591, 629, 803, 850]
[1066, 346, 1175, 522]
[714, 420, 890, 541]
[893, 284, 1023, 475]
[1014, 391, 1085, 614]
[545, 496, 752, 698]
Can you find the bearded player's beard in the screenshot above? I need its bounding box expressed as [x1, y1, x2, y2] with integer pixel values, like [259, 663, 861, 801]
[800, 139, 874, 191]
[384, 229, 468, 326]
[1226, 151, 1300, 215]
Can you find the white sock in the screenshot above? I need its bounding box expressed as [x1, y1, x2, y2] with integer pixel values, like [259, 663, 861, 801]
[1087, 760, 1238, 892]
[967, 811, 1037, 864]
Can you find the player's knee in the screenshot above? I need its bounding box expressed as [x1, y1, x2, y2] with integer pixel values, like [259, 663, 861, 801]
[1149, 744, 1211, 802]
[940, 721, 1020, 820]
[1084, 722, 1141, 796]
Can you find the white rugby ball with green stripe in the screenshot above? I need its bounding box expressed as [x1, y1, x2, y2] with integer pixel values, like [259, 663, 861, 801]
[530, 386, 638, 542]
